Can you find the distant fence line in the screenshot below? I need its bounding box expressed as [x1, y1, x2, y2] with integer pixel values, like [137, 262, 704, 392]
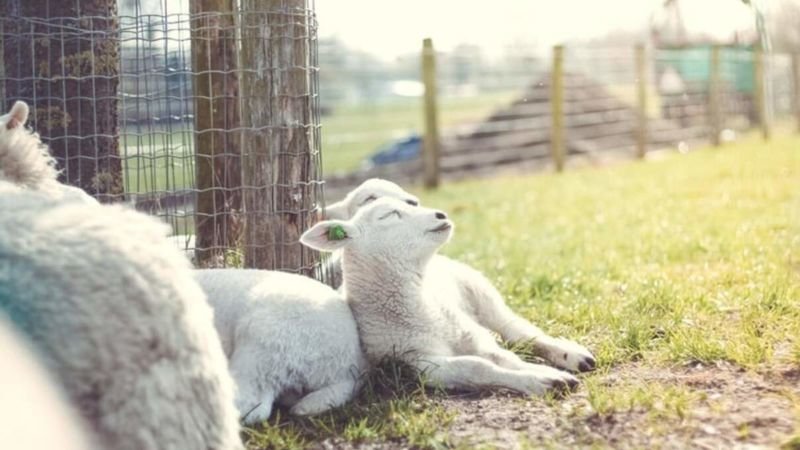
[325, 41, 800, 195]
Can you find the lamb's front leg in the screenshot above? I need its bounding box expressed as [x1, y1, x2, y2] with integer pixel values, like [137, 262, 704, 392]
[472, 341, 579, 389]
[527, 334, 597, 373]
[460, 270, 596, 372]
[413, 354, 574, 396]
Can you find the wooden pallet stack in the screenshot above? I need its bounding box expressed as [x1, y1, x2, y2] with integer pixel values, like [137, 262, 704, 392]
[325, 71, 710, 196]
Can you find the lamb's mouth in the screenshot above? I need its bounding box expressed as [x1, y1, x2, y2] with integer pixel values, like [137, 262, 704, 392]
[427, 222, 452, 233]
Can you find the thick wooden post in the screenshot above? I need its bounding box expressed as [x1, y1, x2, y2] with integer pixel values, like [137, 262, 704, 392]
[421, 38, 440, 189]
[190, 0, 242, 267]
[240, 0, 319, 272]
[793, 53, 800, 134]
[753, 45, 770, 140]
[550, 45, 565, 172]
[708, 44, 723, 146]
[635, 44, 648, 158]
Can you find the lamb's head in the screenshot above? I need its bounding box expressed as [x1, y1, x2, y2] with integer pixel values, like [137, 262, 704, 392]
[0, 101, 59, 189]
[325, 178, 419, 220]
[302, 197, 452, 264]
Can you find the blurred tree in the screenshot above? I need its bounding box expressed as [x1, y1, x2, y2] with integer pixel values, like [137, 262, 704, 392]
[1, 0, 121, 202]
[768, 0, 800, 53]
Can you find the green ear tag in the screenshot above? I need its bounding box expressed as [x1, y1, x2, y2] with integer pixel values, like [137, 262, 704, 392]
[328, 224, 347, 241]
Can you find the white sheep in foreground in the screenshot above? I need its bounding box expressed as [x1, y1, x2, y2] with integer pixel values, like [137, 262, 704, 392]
[302, 198, 583, 395]
[323, 178, 596, 373]
[194, 269, 367, 423]
[0, 313, 93, 450]
[0, 101, 242, 450]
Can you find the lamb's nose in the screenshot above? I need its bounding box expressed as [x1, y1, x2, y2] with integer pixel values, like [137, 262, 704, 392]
[435, 211, 447, 220]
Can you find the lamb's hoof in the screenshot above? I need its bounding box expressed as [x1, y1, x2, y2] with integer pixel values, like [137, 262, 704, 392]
[544, 372, 580, 397]
[240, 402, 273, 425]
[577, 355, 596, 373]
[290, 401, 331, 416]
[548, 337, 596, 373]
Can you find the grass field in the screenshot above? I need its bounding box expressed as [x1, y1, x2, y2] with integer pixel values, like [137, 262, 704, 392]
[243, 132, 800, 449]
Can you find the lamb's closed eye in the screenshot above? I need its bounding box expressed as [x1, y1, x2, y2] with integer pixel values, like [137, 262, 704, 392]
[359, 195, 377, 206]
[378, 210, 401, 220]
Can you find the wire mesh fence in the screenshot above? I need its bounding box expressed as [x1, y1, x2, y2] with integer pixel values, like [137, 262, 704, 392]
[0, 0, 325, 274]
[2, 0, 799, 272]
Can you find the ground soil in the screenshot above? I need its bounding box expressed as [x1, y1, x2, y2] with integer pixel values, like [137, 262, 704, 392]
[443, 363, 799, 449]
[314, 362, 800, 449]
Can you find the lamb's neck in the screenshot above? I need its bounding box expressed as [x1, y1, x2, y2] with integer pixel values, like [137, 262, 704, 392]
[341, 251, 427, 319]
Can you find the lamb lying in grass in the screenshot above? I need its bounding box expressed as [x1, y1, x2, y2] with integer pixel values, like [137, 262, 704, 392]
[0, 101, 242, 450]
[195, 269, 367, 424]
[302, 198, 581, 395]
[323, 178, 596, 373]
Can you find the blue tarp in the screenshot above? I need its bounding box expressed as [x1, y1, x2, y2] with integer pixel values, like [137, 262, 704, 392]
[366, 134, 421, 167]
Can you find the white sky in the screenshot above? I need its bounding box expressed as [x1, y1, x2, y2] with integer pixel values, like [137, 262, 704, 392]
[316, 0, 763, 60]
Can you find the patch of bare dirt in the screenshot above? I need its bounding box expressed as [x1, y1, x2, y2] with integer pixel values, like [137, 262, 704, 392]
[443, 363, 800, 449]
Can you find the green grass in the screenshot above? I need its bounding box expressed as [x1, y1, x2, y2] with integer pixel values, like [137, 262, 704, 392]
[120, 128, 195, 195]
[245, 132, 800, 448]
[424, 132, 800, 369]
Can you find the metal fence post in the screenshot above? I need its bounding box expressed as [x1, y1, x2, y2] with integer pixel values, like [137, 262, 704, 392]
[421, 38, 440, 189]
[550, 45, 565, 172]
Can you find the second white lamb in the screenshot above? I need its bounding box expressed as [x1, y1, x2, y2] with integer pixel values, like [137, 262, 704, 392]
[194, 269, 367, 424]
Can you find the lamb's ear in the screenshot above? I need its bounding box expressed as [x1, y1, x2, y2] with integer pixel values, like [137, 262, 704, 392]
[300, 220, 359, 252]
[5, 101, 29, 130]
[323, 200, 349, 220]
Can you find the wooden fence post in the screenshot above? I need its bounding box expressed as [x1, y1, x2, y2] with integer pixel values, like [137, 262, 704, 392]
[793, 53, 800, 133]
[421, 38, 440, 189]
[635, 43, 648, 158]
[753, 45, 770, 140]
[241, 0, 319, 272]
[550, 45, 565, 172]
[708, 44, 722, 146]
[190, 0, 241, 267]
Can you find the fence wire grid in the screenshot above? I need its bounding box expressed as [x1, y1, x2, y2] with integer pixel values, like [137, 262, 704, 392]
[0, 0, 326, 275]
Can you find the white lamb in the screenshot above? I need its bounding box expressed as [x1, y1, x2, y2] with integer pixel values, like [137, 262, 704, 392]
[323, 178, 596, 373]
[0, 101, 242, 450]
[194, 269, 366, 424]
[302, 198, 585, 395]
